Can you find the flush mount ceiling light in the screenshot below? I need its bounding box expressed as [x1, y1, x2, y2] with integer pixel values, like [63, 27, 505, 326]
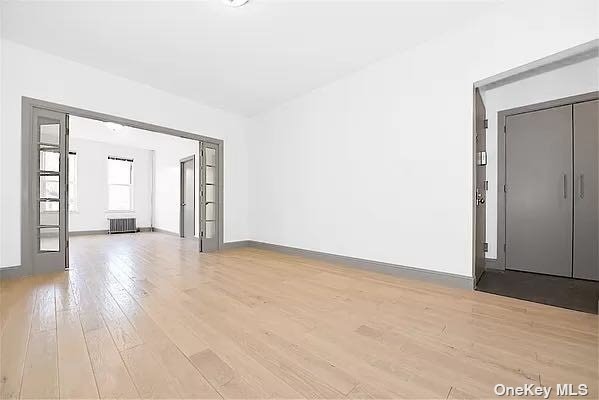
[104, 122, 124, 133]
[221, 0, 250, 7]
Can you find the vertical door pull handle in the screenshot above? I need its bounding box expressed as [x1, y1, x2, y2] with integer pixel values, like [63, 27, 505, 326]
[563, 174, 568, 199]
[579, 174, 585, 199]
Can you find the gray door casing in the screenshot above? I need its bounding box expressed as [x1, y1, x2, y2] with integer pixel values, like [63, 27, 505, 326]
[180, 156, 195, 238]
[505, 105, 573, 277]
[474, 88, 487, 285]
[573, 99, 599, 280]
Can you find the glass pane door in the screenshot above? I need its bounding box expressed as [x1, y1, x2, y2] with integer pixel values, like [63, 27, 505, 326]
[200, 142, 220, 251]
[32, 108, 68, 272]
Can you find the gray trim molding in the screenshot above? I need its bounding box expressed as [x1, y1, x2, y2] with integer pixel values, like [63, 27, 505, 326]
[222, 240, 252, 250]
[475, 39, 598, 90]
[0, 265, 27, 280]
[151, 227, 180, 236]
[239, 241, 473, 289]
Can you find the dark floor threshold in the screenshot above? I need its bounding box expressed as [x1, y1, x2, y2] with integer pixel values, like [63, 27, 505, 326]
[477, 269, 599, 314]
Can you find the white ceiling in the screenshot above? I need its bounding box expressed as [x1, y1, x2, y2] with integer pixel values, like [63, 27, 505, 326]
[1, 1, 497, 116]
[70, 115, 197, 151]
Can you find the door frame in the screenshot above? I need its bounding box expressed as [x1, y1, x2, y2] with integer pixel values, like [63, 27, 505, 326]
[22, 97, 224, 275]
[495, 91, 599, 271]
[179, 155, 196, 238]
[471, 39, 598, 288]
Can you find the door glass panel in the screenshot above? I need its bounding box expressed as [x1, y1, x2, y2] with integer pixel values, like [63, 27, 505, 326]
[40, 202, 59, 226]
[40, 175, 59, 199]
[40, 123, 60, 145]
[40, 149, 60, 172]
[205, 148, 216, 166]
[205, 202, 216, 221]
[205, 221, 216, 239]
[205, 184, 215, 202]
[39, 227, 60, 252]
[206, 166, 216, 184]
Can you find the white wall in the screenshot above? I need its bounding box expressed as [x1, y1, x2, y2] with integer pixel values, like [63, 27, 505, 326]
[482, 57, 599, 259]
[248, 0, 599, 277]
[154, 140, 200, 236]
[68, 137, 153, 232]
[1, 39, 250, 267]
[0, 6, 3, 265]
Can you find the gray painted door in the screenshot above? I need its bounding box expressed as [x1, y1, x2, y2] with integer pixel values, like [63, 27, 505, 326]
[474, 89, 487, 285]
[32, 107, 69, 273]
[573, 99, 599, 280]
[181, 158, 195, 238]
[505, 105, 573, 277]
[200, 142, 219, 251]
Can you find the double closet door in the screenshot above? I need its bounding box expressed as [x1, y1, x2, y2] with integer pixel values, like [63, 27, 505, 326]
[505, 99, 599, 281]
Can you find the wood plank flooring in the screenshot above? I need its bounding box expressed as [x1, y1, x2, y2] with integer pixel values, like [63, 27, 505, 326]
[1, 232, 597, 399]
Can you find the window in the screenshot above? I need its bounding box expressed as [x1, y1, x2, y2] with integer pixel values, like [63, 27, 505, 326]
[108, 157, 134, 211]
[68, 152, 78, 211]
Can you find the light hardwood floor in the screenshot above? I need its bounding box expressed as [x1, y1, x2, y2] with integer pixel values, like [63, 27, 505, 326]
[1, 232, 597, 399]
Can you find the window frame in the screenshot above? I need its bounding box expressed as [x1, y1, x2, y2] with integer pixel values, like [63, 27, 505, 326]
[107, 156, 134, 212]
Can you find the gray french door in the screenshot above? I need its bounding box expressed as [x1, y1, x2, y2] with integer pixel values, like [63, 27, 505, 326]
[31, 107, 69, 272]
[199, 142, 220, 251]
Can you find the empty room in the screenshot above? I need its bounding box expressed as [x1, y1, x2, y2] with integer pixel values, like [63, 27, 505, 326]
[0, 1, 597, 399]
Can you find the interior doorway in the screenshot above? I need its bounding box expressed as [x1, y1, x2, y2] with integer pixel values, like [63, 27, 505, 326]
[477, 93, 599, 314]
[180, 155, 196, 238]
[21, 97, 224, 276]
[472, 41, 599, 313]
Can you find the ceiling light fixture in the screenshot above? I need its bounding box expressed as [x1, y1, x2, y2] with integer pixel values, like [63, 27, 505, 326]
[221, 0, 250, 7]
[104, 122, 124, 133]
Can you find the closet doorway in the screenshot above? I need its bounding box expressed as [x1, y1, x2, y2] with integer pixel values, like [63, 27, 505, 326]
[500, 93, 598, 281]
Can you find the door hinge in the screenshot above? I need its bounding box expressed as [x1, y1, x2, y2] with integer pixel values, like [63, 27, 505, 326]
[483, 242, 488, 252]
[484, 180, 488, 190]
[200, 231, 204, 238]
[484, 119, 488, 129]
[503, 184, 507, 193]
[503, 125, 507, 134]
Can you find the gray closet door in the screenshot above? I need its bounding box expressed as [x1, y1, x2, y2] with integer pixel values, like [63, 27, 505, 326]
[573, 99, 599, 280]
[505, 105, 573, 277]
